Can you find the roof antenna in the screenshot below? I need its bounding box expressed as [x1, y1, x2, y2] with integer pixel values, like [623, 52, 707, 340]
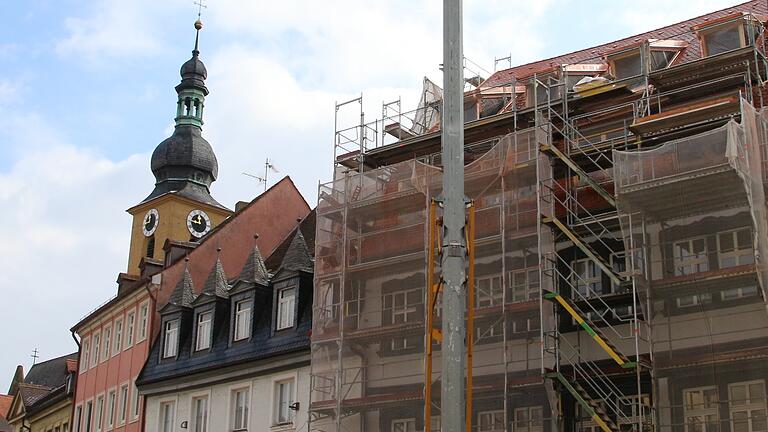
[31, 348, 39, 365]
[242, 158, 279, 192]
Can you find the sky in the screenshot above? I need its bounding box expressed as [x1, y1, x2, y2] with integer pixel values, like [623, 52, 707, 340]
[0, 0, 743, 392]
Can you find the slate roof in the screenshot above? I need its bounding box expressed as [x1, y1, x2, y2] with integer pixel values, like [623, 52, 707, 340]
[200, 257, 229, 298]
[237, 243, 270, 285]
[23, 353, 77, 390]
[137, 211, 316, 388]
[167, 266, 195, 308]
[264, 209, 316, 272]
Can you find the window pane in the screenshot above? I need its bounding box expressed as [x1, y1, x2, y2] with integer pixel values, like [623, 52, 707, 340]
[614, 54, 642, 79]
[705, 25, 742, 56]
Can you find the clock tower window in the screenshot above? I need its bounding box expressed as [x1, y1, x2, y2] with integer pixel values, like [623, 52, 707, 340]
[146, 236, 155, 259]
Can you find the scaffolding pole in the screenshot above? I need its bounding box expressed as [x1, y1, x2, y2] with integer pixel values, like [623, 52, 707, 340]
[441, 0, 466, 432]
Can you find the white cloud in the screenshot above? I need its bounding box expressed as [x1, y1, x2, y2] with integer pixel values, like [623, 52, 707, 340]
[55, 0, 185, 63]
[0, 112, 150, 388]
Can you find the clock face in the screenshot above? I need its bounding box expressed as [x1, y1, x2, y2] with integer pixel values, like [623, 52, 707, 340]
[187, 209, 212, 238]
[142, 209, 159, 237]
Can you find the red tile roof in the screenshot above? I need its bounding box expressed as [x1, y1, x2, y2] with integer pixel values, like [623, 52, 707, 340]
[481, 0, 766, 88]
[0, 394, 12, 419]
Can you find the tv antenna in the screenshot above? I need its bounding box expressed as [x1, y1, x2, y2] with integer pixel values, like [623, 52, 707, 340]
[242, 159, 279, 191]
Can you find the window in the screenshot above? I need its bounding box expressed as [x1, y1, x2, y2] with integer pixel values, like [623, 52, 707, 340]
[94, 395, 104, 432]
[383, 289, 421, 350]
[231, 388, 249, 431]
[572, 258, 602, 298]
[684, 386, 720, 432]
[722, 286, 759, 301]
[107, 390, 116, 429]
[611, 252, 627, 293]
[391, 418, 416, 432]
[478, 410, 505, 432]
[80, 338, 90, 373]
[700, 22, 746, 57]
[609, 50, 642, 79]
[650, 50, 677, 70]
[196, 312, 213, 351]
[676, 293, 712, 308]
[146, 236, 155, 258]
[102, 326, 111, 361]
[277, 287, 296, 330]
[159, 401, 175, 432]
[718, 228, 754, 268]
[476, 275, 503, 308]
[131, 381, 140, 420]
[510, 269, 539, 302]
[91, 332, 101, 367]
[125, 310, 135, 348]
[513, 317, 540, 334]
[118, 384, 129, 425]
[192, 396, 209, 432]
[729, 380, 767, 432]
[138, 302, 149, 342]
[74, 405, 82, 432]
[85, 400, 93, 432]
[274, 379, 295, 425]
[163, 320, 179, 358]
[673, 237, 709, 276]
[234, 300, 252, 341]
[113, 318, 123, 354]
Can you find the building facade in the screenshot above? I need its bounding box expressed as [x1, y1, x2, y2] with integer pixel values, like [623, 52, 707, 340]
[6, 353, 78, 432]
[138, 215, 315, 432]
[310, 2, 768, 432]
[70, 20, 311, 432]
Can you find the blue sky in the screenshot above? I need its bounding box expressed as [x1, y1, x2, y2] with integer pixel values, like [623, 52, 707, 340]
[0, 0, 741, 391]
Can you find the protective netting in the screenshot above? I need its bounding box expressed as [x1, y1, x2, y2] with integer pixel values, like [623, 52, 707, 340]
[311, 128, 556, 432]
[613, 98, 768, 432]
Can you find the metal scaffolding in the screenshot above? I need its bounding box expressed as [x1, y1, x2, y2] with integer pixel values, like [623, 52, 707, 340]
[312, 11, 768, 432]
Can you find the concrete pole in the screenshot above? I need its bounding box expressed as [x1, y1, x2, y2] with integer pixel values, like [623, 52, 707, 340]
[441, 0, 466, 431]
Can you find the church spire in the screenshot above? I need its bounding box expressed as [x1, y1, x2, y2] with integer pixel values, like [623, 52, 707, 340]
[175, 20, 208, 128]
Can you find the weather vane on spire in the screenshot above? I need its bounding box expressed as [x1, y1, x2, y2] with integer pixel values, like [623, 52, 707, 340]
[194, 0, 207, 20]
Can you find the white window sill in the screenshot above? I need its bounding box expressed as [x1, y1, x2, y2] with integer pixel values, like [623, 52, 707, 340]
[271, 422, 295, 432]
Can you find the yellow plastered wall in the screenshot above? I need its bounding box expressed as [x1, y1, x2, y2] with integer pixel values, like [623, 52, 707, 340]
[26, 400, 71, 432]
[126, 196, 231, 275]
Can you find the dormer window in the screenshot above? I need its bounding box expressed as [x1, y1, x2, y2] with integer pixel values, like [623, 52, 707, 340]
[234, 300, 252, 341]
[697, 15, 759, 57]
[276, 284, 297, 330]
[608, 48, 642, 80]
[163, 319, 179, 358]
[195, 311, 212, 351]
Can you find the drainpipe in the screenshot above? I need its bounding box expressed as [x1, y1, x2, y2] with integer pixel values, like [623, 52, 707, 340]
[69, 330, 81, 432]
[141, 278, 159, 432]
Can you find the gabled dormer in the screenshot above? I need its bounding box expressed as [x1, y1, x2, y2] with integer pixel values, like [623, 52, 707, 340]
[270, 230, 314, 335]
[189, 253, 229, 355]
[158, 263, 195, 361]
[227, 242, 270, 345]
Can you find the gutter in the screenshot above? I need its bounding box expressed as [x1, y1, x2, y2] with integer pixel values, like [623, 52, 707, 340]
[68, 330, 80, 432]
[141, 276, 160, 432]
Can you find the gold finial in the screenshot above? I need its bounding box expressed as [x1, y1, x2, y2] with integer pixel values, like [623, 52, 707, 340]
[195, 19, 203, 30]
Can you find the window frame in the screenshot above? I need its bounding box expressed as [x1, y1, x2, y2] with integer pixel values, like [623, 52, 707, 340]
[571, 258, 603, 298]
[391, 418, 416, 432]
[728, 380, 767, 432]
[106, 387, 117, 430]
[607, 47, 643, 80]
[276, 283, 297, 331]
[158, 398, 176, 432]
[233, 299, 253, 342]
[124, 309, 136, 349]
[717, 228, 754, 269]
[195, 310, 213, 352]
[91, 331, 101, 368]
[138, 301, 150, 342]
[112, 316, 124, 356]
[478, 409, 506, 432]
[273, 377, 296, 425]
[130, 380, 140, 422]
[672, 236, 709, 276]
[101, 324, 112, 362]
[509, 268, 540, 303]
[698, 19, 751, 58]
[230, 386, 251, 432]
[683, 385, 720, 432]
[73, 404, 82, 432]
[475, 274, 503, 308]
[117, 382, 129, 426]
[190, 391, 211, 432]
[94, 393, 105, 432]
[80, 337, 90, 373]
[162, 319, 180, 359]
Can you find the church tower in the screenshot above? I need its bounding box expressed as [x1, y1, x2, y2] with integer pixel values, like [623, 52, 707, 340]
[126, 20, 232, 275]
